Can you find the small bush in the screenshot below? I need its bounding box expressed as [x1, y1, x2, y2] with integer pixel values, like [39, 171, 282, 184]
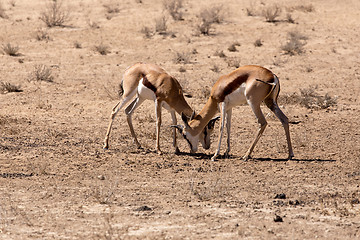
[155, 16, 167, 35]
[0, 82, 22, 93]
[254, 39, 263, 47]
[226, 57, 240, 68]
[74, 41, 82, 48]
[2, 43, 20, 56]
[174, 51, 191, 64]
[28, 64, 54, 82]
[197, 20, 213, 35]
[35, 29, 51, 41]
[214, 50, 226, 58]
[263, 5, 281, 22]
[40, 0, 71, 27]
[163, 0, 183, 21]
[141, 26, 153, 38]
[95, 43, 111, 55]
[0, 2, 7, 18]
[199, 5, 224, 24]
[228, 43, 237, 52]
[280, 88, 337, 110]
[103, 3, 120, 14]
[281, 31, 307, 55]
[210, 64, 220, 73]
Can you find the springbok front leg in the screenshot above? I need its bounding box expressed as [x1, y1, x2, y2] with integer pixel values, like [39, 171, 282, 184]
[211, 102, 227, 161]
[155, 99, 163, 154]
[224, 108, 232, 158]
[170, 110, 180, 154]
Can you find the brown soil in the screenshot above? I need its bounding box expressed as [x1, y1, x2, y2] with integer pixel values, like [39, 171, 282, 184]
[1, 0, 360, 239]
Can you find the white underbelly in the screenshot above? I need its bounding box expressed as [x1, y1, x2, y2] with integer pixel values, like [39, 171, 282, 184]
[138, 78, 156, 100]
[224, 82, 247, 109]
[137, 78, 173, 111]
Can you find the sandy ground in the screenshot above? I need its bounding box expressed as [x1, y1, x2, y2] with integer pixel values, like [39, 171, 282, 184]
[1, 0, 360, 239]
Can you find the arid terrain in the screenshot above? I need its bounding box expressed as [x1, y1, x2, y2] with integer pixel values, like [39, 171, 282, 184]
[1, 0, 360, 239]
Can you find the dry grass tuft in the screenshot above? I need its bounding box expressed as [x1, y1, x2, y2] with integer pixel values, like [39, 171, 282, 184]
[281, 31, 307, 55]
[155, 16, 167, 35]
[2, 43, 20, 56]
[0, 1, 7, 18]
[141, 26, 153, 38]
[263, 5, 282, 22]
[254, 39, 263, 47]
[280, 87, 337, 110]
[94, 43, 111, 55]
[40, 0, 71, 27]
[28, 64, 54, 82]
[163, 0, 184, 21]
[174, 51, 191, 64]
[35, 29, 51, 41]
[0, 82, 22, 93]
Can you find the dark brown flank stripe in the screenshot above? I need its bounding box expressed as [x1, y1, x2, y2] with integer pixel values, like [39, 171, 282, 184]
[142, 75, 157, 93]
[218, 74, 248, 102]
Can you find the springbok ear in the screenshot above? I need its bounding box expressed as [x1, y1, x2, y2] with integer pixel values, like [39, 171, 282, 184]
[190, 110, 196, 120]
[181, 112, 190, 129]
[207, 116, 220, 129]
[170, 125, 184, 134]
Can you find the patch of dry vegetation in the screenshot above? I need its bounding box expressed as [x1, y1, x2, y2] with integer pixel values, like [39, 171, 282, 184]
[27, 64, 54, 82]
[2, 43, 20, 56]
[40, 0, 71, 27]
[280, 87, 337, 110]
[0, 1, 7, 18]
[281, 31, 307, 55]
[163, 0, 184, 21]
[0, 82, 22, 93]
[196, 5, 224, 35]
[94, 43, 111, 55]
[263, 5, 282, 22]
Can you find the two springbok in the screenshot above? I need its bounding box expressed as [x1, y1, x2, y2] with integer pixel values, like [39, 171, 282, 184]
[174, 65, 294, 161]
[103, 62, 218, 154]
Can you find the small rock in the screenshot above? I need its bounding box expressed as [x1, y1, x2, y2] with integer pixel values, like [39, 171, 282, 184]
[351, 198, 360, 204]
[134, 205, 152, 211]
[274, 215, 283, 222]
[274, 193, 286, 199]
[97, 175, 105, 180]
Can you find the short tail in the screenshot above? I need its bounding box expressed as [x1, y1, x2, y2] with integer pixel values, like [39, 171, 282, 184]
[256, 74, 280, 101]
[118, 79, 124, 97]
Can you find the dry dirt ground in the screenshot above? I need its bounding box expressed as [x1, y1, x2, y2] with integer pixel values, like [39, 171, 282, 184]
[1, 0, 360, 239]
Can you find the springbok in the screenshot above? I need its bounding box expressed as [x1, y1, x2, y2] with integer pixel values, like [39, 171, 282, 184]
[174, 65, 294, 161]
[103, 62, 219, 154]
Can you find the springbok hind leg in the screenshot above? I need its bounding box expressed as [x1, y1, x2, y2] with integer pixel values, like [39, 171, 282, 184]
[243, 102, 267, 160]
[266, 100, 294, 159]
[125, 96, 146, 149]
[103, 94, 135, 149]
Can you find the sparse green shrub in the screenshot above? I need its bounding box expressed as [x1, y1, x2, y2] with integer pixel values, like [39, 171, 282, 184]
[40, 0, 71, 27]
[0, 82, 22, 93]
[163, 0, 184, 21]
[2, 43, 20, 56]
[263, 5, 281, 22]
